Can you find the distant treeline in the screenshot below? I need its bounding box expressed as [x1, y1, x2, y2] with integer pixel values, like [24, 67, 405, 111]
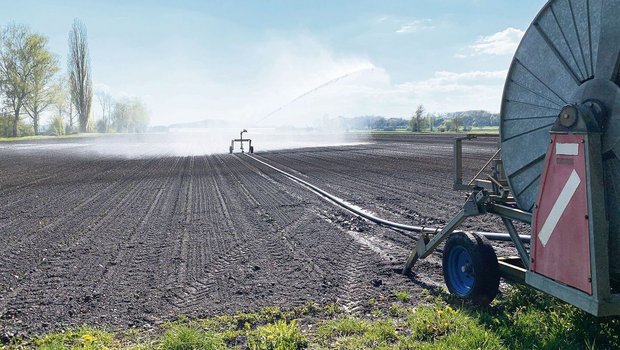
[325, 110, 499, 132]
[443, 110, 500, 128]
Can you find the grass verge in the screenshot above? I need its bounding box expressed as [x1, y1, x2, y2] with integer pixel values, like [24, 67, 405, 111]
[3, 286, 620, 349]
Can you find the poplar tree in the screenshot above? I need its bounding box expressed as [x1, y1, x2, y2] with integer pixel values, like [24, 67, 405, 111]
[68, 19, 93, 133]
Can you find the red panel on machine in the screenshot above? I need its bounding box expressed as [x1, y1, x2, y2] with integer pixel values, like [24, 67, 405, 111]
[531, 134, 592, 294]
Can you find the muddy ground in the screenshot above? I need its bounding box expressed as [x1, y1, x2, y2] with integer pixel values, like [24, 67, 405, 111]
[0, 133, 517, 338]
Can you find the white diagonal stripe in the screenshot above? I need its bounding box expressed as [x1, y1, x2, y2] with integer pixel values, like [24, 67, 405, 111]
[538, 170, 581, 247]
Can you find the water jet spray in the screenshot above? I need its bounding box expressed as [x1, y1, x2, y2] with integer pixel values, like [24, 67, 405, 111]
[254, 67, 375, 125]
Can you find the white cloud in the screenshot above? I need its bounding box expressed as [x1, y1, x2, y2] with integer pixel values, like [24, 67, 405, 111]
[253, 66, 508, 125]
[395, 20, 435, 34]
[388, 70, 508, 114]
[467, 27, 524, 56]
[130, 35, 380, 127]
[428, 70, 508, 81]
[234, 35, 378, 124]
[95, 32, 507, 127]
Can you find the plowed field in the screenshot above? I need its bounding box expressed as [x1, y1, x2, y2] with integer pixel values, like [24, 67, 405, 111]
[0, 133, 505, 337]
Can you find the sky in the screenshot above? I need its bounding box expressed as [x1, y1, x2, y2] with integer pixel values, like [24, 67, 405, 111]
[0, 0, 548, 127]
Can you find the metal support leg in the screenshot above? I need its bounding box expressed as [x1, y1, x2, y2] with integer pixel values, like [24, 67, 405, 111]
[501, 218, 530, 269]
[402, 209, 468, 275]
[402, 190, 488, 275]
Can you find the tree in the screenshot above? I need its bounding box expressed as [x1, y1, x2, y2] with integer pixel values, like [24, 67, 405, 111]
[67, 99, 76, 131]
[68, 19, 93, 133]
[49, 115, 65, 135]
[418, 117, 429, 131]
[52, 75, 79, 133]
[23, 35, 59, 135]
[451, 117, 463, 132]
[0, 24, 47, 137]
[57, 77, 79, 133]
[128, 98, 149, 133]
[409, 105, 427, 132]
[96, 89, 112, 132]
[0, 105, 11, 136]
[415, 105, 425, 132]
[112, 99, 129, 132]
[112, 97, 149, 133]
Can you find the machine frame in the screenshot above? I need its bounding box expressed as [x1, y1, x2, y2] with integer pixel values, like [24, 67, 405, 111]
[403, 0, 620, 317]
[230, 129, 254, 154]
[403, 125, 620, 316]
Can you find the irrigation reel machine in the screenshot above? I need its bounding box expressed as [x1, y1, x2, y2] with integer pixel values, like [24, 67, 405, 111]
[403, 0, 620, 316]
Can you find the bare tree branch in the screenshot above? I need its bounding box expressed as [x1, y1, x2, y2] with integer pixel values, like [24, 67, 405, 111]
[96, 89, 113, 132]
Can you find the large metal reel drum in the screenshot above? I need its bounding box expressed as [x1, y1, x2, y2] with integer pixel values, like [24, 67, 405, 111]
[501, 0, 620, 273]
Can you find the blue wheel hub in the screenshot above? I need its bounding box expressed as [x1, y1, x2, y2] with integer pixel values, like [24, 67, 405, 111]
[447, 246, 474, 296]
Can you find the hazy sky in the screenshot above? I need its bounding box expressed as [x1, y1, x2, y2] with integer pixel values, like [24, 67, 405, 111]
[1, 0, 547, 126]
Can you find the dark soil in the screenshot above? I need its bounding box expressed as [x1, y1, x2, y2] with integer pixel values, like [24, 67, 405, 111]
[0, 133, 516, 339]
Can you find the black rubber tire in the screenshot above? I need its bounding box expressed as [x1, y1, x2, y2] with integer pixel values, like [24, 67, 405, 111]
[442, 232, 500, 306]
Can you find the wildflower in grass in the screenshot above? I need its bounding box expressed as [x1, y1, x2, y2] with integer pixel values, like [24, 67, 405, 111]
[82, 333, 95, 342]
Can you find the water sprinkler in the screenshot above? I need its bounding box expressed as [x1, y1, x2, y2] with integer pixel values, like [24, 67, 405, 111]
[229, 129, 254, 154]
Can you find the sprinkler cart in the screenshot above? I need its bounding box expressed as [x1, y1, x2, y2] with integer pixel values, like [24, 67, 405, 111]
[230, 129, 254, 154]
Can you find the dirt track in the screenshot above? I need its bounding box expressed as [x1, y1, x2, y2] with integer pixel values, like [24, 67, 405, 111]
[0, 133, 504, 337]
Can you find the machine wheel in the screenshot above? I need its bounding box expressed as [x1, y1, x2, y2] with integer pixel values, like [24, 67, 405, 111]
[229, 146, 233, 154]
[442, 232, 499, 306]
[249, 146, 254, 154]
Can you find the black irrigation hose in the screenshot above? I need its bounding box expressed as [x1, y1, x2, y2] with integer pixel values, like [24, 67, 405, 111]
[246, 154, 531, 243]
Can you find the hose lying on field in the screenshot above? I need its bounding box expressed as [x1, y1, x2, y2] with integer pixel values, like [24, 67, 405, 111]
[246, 154, 530, 243]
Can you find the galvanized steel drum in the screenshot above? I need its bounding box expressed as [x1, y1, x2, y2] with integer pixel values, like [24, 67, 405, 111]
[500, 0, 620, 273]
